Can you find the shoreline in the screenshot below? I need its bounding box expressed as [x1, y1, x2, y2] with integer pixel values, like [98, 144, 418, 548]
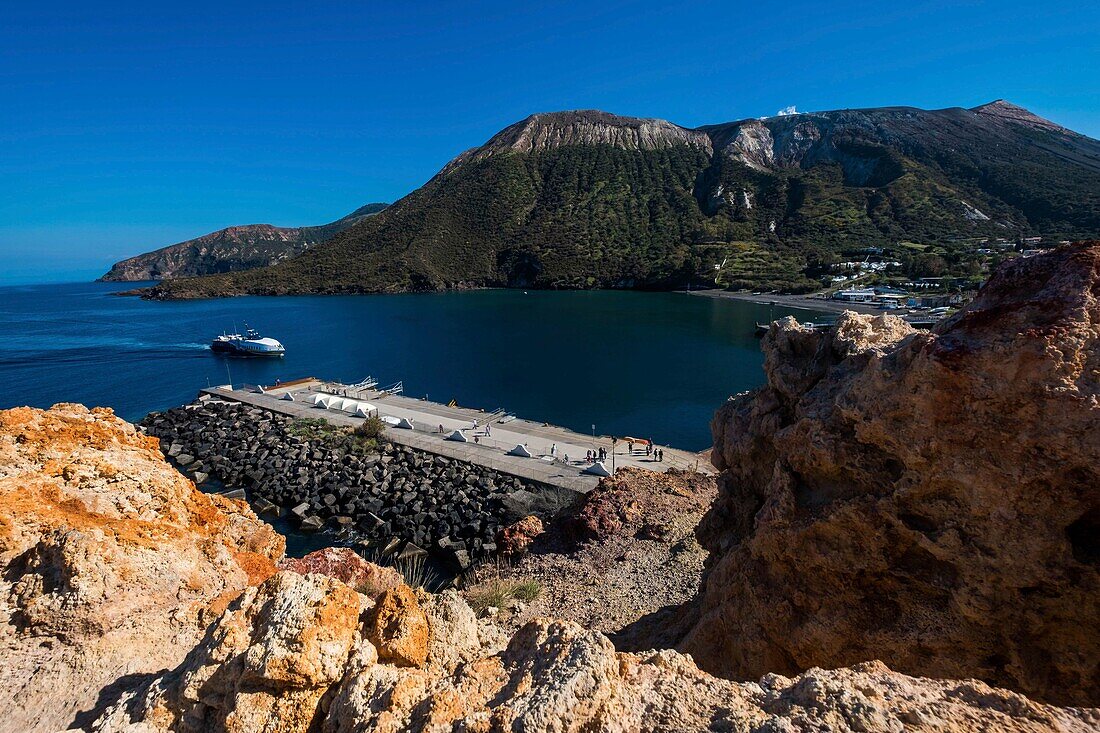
[683, 288, 890, 316]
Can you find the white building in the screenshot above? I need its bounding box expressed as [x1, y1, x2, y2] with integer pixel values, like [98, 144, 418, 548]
[832, 288, 877, 302]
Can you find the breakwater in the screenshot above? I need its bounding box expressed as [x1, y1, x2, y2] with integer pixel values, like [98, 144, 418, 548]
[141, 399, 570, 569]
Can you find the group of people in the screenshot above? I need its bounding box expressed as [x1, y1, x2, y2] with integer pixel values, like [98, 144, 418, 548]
[584, 446, 609, 463]
[624, 439, 666, 463]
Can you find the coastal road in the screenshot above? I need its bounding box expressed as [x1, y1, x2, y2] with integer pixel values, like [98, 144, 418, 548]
[685, 288, 887, 316]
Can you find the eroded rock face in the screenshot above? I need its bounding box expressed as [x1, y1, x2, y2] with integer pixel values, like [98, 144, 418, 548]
[497, 515, 545, 558]
[681, 243, 1100, 706]
[117, 574, 1088, 733]
[93, 571, 361, 733]
[365, 585, 431, 668]
[475, 110, 712, 157]
[0, 403, 284, 732]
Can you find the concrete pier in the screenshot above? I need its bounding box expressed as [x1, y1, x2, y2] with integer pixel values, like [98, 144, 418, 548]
[200, 378, 713, 496]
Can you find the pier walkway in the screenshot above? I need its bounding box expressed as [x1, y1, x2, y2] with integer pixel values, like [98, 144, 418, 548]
[200, 379, 713, 496]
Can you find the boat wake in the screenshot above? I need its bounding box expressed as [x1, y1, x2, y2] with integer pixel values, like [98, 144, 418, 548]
[0, 340, 214, 367]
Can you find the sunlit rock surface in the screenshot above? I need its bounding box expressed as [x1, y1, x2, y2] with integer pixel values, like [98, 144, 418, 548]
[0, 403, 284, 731]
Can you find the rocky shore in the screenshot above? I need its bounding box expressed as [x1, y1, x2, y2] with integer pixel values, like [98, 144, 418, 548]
[0, 402, 1091, 731]
[0, 243, 1096, 732]
[141, 401, 559, 570]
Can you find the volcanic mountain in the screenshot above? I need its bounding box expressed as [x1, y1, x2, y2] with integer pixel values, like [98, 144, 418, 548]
[100, 203, 388, 281]
[139, 102, 1100, 298]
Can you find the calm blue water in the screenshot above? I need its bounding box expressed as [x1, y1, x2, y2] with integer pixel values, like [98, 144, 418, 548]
[0, 282, 824, 450]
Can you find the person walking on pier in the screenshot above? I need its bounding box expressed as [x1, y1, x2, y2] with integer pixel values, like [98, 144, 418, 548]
[550, 443, 557, 457]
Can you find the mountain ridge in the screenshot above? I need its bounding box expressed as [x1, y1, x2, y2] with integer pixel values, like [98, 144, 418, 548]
[137, 100, 1100, 298]
[100, 203, 388, 281]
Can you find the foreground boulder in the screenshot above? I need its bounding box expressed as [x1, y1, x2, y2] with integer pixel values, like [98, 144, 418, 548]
[92, 571, 362, 732]
[0, 403, 284, 732]
[97, 582, 1099, 732]
[681, 243, 1100, 706]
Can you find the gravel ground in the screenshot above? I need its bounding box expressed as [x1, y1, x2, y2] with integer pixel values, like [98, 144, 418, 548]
[465, 467, 717, 647]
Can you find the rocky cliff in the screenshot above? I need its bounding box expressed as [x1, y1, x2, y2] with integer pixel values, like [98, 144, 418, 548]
[93, 587, 1097, 733]
[680, 242, 1100, 706]
[100, 203, 387, 281]
[0, 403, 284, 731]
[446, 110, 712, 168]
[3, 404, 1095, 731]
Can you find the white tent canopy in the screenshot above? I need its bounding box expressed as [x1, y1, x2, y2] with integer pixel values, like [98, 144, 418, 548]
[507, 444, 533, 457]
[445, 430, 468, 442]
[280, 393, 295, 401]
[337, 399, 359, 412]
[583, 461, 612, 477]
[381, 415, 401, 426]
[309, 393, 329, 406]
[394, 417, 414, 429]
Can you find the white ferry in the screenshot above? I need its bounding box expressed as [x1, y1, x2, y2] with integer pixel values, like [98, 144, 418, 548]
[210, 327, 285, 357]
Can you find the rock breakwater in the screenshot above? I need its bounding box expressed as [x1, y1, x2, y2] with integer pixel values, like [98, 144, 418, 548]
[141, 400, 557, 568]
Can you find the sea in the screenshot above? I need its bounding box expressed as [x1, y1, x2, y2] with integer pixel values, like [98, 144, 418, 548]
[0, 281, 827, 452]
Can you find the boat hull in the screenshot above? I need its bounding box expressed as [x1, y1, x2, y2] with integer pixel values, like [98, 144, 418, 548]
[210, 342, 285, 357]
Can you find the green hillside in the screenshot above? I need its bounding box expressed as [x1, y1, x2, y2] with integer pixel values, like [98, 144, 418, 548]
[144, 103, 1100, 298]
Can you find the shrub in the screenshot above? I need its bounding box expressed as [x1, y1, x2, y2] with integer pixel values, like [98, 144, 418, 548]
[465, 577, 542, 614]
[288, 417, 340, 440]
[354, 415, 387, 440]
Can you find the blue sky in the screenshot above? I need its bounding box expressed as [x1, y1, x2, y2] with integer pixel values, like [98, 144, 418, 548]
[2, 1, 1098, 284]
